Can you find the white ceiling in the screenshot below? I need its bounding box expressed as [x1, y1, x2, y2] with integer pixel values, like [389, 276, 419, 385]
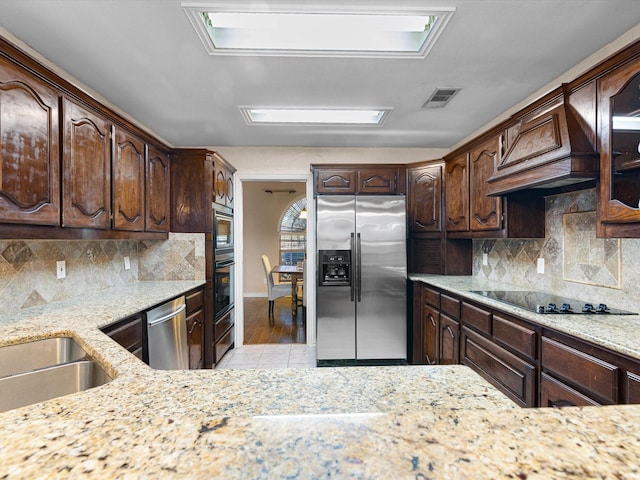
[1, 0, 640, 149]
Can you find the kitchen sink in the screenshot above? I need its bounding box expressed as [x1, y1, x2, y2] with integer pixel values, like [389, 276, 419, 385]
[0, 337, 112, 412]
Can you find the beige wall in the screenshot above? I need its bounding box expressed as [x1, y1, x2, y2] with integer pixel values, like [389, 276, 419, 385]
[243, 181, 306, 296]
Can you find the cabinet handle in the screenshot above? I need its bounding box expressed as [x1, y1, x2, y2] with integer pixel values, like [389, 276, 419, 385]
[444, 325, 455, 338]
[549, 399, 575, 408]
[429, 315, 437, 327]
[425, 353, 434, 365]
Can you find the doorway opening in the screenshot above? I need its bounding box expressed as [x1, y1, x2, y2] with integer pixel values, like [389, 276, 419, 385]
[234, 174, 315, 348]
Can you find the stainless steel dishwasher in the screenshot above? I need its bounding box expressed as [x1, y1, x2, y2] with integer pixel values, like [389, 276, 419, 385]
[146, 296, 188, 370]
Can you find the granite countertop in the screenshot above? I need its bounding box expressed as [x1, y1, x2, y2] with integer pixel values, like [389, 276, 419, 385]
[409, 273, 640, 361]
[1, 280, 640, 478]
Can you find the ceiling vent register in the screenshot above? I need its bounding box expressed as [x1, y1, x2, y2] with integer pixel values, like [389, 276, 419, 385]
[422, 88, 460, 109]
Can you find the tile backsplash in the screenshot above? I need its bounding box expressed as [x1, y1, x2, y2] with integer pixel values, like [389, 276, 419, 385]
[474, 188, 640, 312]
[0, 233, 205, 314]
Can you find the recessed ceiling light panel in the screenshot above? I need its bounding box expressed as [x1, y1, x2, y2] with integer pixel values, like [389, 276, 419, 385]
[239, 107, 392, 126]
[182, 2, 455, 58]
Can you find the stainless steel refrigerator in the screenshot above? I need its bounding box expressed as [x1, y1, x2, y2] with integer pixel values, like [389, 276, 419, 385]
[316, 195, 407, 363]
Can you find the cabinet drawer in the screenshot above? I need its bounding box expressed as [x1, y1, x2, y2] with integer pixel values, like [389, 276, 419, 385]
[185, 288, 204, 315]
[440, 294, 460, 319]
[215, 309, 234, 343]
[492, 314, 536, 359]
[215, 326, 234, 364]
[462, 302, 491, 334]
[540, 372, 600, 407]
[423, 286, 440, 309]
[461, 327, 536, 407]
[541, 337, 619, 404]
[625, 371, 640, 404]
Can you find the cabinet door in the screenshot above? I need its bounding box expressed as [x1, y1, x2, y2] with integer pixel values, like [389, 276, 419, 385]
[0, 56, 60, 225]
[215, 167, 226, 206]
[469, 136, 502, 231]
[439, 313, 459, 365]
[315, 169, 356, 194]
[598, 57, 640, 230]
[146, 145, 170, 232]
[226, 173, 234, 209]
[357, 168, 398, 194]
[62, 98, 111, 228]
[422, 304, 439, 365]
[625, 371, 640, 404]
[445, 154, 469, 232]
[409, 164, 442, 232]
[113, 127, 145, 231]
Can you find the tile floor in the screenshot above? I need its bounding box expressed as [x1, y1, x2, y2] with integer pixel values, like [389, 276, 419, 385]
[215, 343, 317, 370]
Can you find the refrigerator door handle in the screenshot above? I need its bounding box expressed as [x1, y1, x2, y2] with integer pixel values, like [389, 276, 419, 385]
[357, 233, 362, 302]
[350, 233, 355, 302]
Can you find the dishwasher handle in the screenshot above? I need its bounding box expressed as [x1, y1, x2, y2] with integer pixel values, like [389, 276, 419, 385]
[147, 303, 186, 327]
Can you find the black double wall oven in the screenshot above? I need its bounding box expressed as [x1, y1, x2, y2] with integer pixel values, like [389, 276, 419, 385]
[213, 205, 235, 364]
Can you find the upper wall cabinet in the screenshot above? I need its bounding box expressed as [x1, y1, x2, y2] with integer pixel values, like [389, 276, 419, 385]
[146, 144, 170, 232]
[313, 165, 404, 195]
[469, 136, 503, 232]
[444, 153, 469, 232]
[62, 97, 111, 229]
[213, 152, 235, 210]
[487, 87, 599, 196]
[597, 54, 640, 237]
[408, 162, 442, 233]
[113, 127, 145, 231]
[445, 134, 545, 239]
[0, 55, 60, 225]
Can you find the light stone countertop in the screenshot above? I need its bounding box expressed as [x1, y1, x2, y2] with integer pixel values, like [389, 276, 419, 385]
[1, 280, 640, 478]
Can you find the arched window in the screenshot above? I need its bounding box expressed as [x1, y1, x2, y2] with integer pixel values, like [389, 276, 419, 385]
[278, 197, 307, 279]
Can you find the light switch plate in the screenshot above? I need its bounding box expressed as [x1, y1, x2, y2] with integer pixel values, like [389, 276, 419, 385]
[124, 256, 131, 270]
[56, 260, 66, 279]
[537, 258, 545, 274]
[482, 253, 488, 266]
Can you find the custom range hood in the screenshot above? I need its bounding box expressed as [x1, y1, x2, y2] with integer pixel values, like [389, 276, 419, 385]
[486, 85, 600, 196]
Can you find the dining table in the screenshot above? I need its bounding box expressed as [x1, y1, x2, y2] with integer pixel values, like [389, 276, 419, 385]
[271, 264, 304, 310]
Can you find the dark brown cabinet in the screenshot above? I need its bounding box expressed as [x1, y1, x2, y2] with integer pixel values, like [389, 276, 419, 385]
[100, 314, 143, 360]
[0, 54, 60, 226]
[171, 149, 235, 367]
[439, 314, 459, 365]
[145, 144, 170, 232]
[185, 287, 204, 369]
[444, 153, 469, 232]
[469, 136, 503, 232]
[62, 97, 111, 229]
[112, 127, 145, 231]
[597, 54, 640, 237]
[445, 136, 544, 239]
[461, 326, 536, 407]
[408, 163, 442, 232]
[213, 152, 234, 210]
[541, 336, 619, 405]
[313, 165, 403, 195]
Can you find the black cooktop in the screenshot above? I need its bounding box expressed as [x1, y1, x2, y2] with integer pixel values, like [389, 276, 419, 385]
[469, 290, 637, 315]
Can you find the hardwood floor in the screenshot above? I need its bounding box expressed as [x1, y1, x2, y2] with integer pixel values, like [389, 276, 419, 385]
[243, 297, 306, 344]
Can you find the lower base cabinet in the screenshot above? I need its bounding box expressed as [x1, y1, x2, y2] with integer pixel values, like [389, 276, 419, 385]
[439, 314, 460, 365]
[461, 326, 536, 407]
[185, 287, 205, 370]
[101, 314, 143, 360]
[214, 307, 234, 364]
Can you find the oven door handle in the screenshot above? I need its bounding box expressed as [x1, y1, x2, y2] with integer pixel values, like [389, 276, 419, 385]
[216, 259, 235, 268]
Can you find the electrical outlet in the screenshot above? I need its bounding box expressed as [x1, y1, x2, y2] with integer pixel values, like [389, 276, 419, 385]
[124, 256, 131, 270]
[482, 253, 488, 266]
[56, 260, 66, 279]
[537, 258, 545, 274]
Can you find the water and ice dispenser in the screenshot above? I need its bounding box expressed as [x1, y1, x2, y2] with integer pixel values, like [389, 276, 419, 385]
[319, 250, 351, 286]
